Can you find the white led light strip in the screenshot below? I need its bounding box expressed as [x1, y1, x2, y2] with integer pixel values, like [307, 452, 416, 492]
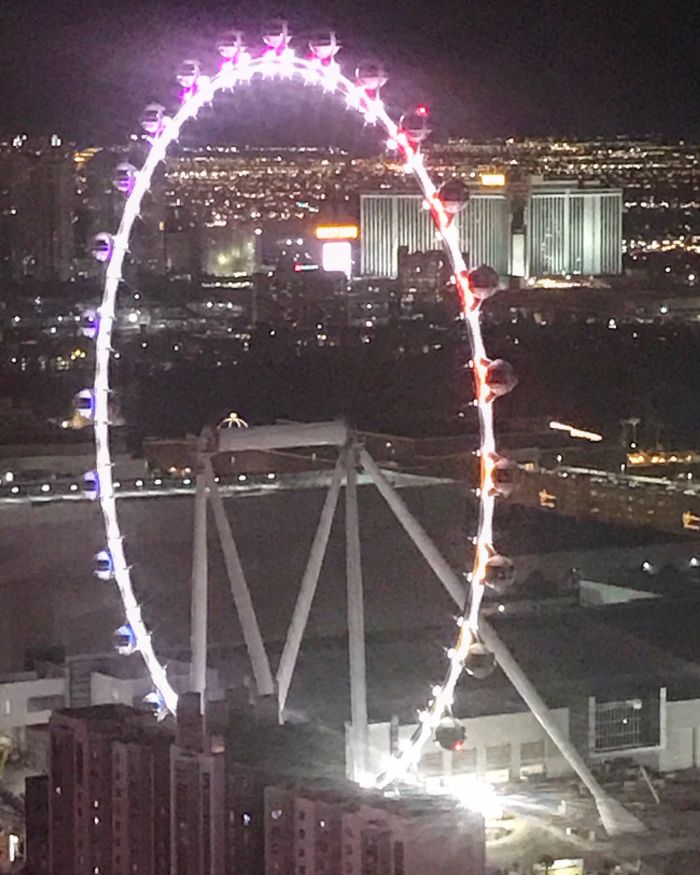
[93, 46, 498, 778]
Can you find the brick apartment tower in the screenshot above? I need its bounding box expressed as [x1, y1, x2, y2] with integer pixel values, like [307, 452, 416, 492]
[25, 697, 485, 875]
[42, 705, 171, 875]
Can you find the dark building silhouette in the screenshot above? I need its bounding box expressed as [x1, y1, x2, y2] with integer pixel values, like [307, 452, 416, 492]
[38, 704, 171, 875]
[23, 696, 485, 875]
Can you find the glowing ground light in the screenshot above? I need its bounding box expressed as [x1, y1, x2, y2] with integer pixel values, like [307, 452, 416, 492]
[90, 30, 510, 782]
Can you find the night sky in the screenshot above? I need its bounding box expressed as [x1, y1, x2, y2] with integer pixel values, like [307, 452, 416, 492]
[0, 0, 697, 145]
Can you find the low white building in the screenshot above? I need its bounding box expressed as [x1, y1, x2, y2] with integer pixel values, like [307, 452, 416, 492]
[0, 672, 65, 736]
[366, 689, 700, 787]
[0, 656, 221, 748]
[355, 609, 700, 788]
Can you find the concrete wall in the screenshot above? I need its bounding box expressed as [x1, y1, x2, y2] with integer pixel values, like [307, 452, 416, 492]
[0, 675, 65, 734]
[660, 700, 700, 772]
[90, 665, 222, 709]
[0, 663, 220, 736]
[367, 708, 571, 783]
[367, 695, 700, 784]
[90, 672, 151, 708]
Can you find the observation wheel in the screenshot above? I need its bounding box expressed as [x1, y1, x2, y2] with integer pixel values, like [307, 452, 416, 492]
[80, 25, 643, 833]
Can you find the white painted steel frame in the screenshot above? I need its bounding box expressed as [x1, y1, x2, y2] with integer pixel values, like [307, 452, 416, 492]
[93, 44, 522, 791]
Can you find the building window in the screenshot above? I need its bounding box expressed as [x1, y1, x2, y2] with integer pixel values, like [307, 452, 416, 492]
[485, 744, 511, 783]
[27, 694, 65, 712]
[520, 740, 545, 778]
[419, 750, 443, 777]
[594, 698, 657, 752]
[451, 747, 477, 774]
[486, 744, 511, 769]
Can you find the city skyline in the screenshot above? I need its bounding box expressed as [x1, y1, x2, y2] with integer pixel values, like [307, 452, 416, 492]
[1, 11, 700, 873]
[0, 0, 698, 144]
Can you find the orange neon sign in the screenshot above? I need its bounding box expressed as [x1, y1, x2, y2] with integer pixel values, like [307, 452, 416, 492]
[315, 224, 359, 240]
[479, 172, 506, 187]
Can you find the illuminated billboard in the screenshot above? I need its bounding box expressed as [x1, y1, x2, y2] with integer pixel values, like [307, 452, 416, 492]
[315, 224, 359, 241]
[321, 241, 352, 277]
[479, 172, 507, 187]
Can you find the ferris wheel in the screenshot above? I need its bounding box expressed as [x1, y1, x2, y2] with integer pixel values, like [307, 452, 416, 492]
[81, 24, 641, 836]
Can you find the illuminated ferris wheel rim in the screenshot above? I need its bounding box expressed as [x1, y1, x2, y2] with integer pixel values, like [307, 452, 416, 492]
[90, 38, 505, 786]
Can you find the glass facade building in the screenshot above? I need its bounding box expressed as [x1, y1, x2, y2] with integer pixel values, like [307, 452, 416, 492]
[526, 182, 623, 276]
[360, 192, 511, 278]
[361, 181, 623, 280]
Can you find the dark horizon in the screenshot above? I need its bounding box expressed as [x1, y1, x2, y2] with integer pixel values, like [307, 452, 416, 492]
[0, 0, 698, 145]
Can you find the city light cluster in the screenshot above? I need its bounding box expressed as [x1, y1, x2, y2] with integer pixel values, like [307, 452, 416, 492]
[90, 33, 509, 784]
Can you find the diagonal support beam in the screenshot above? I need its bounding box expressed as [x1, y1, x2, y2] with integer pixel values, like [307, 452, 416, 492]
[190, 471, 209, 708]
[204, 458, 275, 697]
[277, 454, 345, 720]
[359, 448, 644, 836]
[477, 619, 644, 836]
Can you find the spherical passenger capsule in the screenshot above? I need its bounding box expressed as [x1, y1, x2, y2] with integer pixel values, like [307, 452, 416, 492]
[80, 308, 99, 340]
[74, 389, 95, 419]
[400, 109, 431, 145]
[308, 31, 340, 62]
[262, 20, 290, 52]
[83, 470, 100, 500]
[483, 358, 518, 399]
[143, 691, 168, 721]
[434, 716, 467, 751]
[217, 30, 244, 60]
[489, 456, 519, 499]
[176, 59, 201, 90]
[91, 233, 113, 263]
[113, 162, 136, 195]
[114, 623, 137, 656]
[438, 179, 469, 217]
[140, 103, 166, 136]
[95, 549, 115, 581]
[464, 642, 496, 680]
[484, 553, 516, 592]
[355, 61, 388, 93]
[468, 265, 500, 302]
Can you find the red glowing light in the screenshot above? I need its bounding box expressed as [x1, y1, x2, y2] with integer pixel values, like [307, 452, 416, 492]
[416, 104, 428, 117]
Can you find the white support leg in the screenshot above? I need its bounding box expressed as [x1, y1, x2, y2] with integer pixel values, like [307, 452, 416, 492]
[345, 443, 368, 779]
[190, 470, 209, 708]
[358, 448, 466, 608]
[204, 459, 275, 697]
[277, 455, 345, 720]
[360, 449, 643, 835]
